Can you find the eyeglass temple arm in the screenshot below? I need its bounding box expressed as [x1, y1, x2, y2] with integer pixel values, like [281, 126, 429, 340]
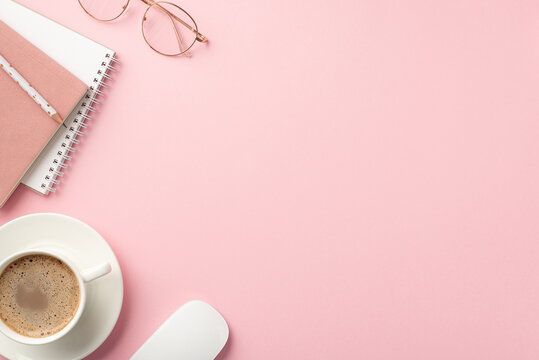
[167, 12, 188, 53]
[141, 0, 208, 42]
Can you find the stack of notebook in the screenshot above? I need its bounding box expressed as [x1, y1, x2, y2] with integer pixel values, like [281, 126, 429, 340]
[0, 0, 116, 207]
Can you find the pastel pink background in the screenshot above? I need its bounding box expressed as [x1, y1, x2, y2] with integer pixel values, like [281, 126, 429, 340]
[1, 0, 539, 358]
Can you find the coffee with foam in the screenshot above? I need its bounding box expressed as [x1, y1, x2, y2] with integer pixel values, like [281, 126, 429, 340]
[0, 254, 80, 338]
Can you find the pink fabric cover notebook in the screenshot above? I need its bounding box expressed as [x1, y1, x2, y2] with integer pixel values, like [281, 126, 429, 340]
[0, 20, 87, 207]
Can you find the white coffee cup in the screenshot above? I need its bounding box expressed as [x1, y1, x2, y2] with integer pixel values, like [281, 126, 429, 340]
[0, 248, 111, 345]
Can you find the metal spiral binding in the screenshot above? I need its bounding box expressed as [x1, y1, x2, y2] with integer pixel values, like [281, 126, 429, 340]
[44, 53, 118, 193]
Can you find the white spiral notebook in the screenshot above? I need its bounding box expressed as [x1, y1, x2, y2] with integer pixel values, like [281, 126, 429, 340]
[0, 0, 116, 194]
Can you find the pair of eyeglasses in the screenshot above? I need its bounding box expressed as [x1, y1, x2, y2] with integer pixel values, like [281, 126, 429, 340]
[77, 0, 208, 56]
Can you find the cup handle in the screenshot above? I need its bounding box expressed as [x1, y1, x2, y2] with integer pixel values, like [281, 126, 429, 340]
[81, 263, 112, 283]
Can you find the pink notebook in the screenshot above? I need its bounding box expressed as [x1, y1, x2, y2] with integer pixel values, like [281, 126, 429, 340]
[0, 20, 88, 207]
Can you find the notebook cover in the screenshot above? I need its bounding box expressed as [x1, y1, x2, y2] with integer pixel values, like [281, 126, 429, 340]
[0, 0, 116, 194]
[0, 20, 88, 207]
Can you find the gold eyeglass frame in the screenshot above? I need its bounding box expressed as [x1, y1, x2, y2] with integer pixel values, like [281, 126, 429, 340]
[77, 0, 208, 56]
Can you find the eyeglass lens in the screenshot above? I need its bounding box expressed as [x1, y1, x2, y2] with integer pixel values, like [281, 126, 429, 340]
[142, 3, 197, 56]
[78, 0, 129, 21]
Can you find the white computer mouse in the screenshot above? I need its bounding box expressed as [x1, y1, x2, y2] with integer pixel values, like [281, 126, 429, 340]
[130, 300, 229, 360]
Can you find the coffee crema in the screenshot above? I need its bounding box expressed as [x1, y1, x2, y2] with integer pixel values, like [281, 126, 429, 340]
[0, 254, 80, 338]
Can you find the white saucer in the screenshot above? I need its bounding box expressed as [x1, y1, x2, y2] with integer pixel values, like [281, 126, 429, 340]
[0, 213, 124, 360]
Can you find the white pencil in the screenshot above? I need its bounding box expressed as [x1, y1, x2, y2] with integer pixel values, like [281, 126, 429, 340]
[0, 53, 63, 124]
